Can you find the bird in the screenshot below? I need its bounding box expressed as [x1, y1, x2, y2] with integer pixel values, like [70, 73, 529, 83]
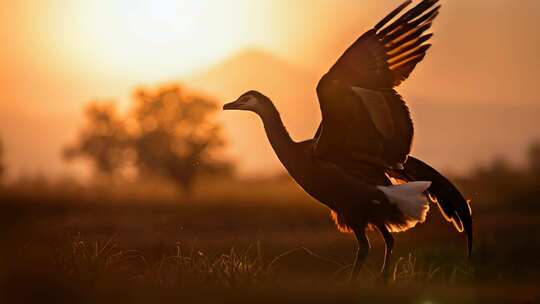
[223, 0, 472, 283]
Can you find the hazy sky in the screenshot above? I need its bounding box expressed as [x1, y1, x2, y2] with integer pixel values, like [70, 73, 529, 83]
[1, 0, 539, 178]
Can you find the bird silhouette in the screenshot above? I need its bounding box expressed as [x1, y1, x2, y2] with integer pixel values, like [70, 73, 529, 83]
[223, 0, 472, 283]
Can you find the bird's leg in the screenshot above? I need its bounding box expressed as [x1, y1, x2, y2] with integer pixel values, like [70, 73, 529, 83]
[349, 225, 370, 283]
[377, 223, 394, 284]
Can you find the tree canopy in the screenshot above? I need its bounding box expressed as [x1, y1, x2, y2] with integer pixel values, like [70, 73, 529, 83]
[64, 85, 232, 193]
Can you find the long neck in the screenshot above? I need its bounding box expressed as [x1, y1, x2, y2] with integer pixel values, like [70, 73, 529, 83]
[259, 109, 298, 171]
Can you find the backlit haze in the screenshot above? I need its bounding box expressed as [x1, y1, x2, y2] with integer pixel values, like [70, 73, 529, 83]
[1, 0, 540, 179]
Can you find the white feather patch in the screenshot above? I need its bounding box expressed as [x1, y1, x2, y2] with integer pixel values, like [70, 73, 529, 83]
[378, 181, 431, 222]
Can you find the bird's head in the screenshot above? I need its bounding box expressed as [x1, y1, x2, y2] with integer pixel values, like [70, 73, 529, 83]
[223, 90, 274, 115]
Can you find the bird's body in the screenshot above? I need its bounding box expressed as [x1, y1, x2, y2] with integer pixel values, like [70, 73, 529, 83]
[223, 0, 472, 283]
[258, 108, 407, 232]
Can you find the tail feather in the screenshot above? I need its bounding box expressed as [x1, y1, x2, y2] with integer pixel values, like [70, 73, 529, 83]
[403, 156, 473, 258]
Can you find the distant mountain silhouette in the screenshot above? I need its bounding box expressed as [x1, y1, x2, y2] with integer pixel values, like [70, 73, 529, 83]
[186, 48, 321, 176]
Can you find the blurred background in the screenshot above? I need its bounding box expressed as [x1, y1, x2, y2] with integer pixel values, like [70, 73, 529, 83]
[0, 0, 539, 303]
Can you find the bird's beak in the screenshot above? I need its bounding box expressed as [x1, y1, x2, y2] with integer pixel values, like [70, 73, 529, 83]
[223, 98, 241, 110]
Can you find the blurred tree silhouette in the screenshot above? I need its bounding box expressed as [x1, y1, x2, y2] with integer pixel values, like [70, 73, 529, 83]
[130, 85, 230, 193]
[455, 141, 540, 211]
[528, 141, 540, 176]
[65, 84, 231, 194]
[63, 102, 131, 176]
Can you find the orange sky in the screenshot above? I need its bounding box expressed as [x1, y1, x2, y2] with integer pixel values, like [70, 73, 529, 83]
[1, 0, 539, 179]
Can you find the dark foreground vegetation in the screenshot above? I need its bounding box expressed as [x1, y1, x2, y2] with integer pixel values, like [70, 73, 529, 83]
[1, 155, 540, 304]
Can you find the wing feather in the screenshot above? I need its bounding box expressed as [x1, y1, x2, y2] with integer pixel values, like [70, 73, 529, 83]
[387, 33, 433, 57]
[374, 0, 413, 31]
[314, 0, 439, 170]
[351, 87, 395, 139]
[378, 0, 439, 36]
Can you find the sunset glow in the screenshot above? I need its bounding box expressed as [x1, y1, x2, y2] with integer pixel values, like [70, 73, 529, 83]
[45, 1, 270, 80]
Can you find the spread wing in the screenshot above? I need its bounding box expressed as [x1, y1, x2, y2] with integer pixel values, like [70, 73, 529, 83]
[314, 0, 440, 171]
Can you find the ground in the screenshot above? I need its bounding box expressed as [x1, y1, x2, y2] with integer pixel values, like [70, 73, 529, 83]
[0, 177, 538, 303]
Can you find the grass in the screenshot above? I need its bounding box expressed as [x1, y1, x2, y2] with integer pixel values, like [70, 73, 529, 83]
[51, 235, 270, 289]
[46, 234, 476, 293]
[0, 179, 539, 303]
[29, 235, 529, 304]
[391, 253, 473, 284]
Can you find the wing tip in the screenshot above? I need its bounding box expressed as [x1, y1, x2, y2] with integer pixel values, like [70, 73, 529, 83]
[374, 0, 413, 31]
[378, 0, 441, 37]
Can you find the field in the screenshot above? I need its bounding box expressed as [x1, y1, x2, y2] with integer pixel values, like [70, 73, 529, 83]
[0, 177, 539, 304]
